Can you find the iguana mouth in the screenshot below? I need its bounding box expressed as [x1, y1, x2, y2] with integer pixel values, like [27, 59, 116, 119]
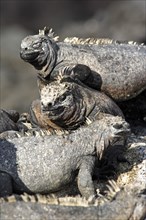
[114, 122, 131, 138]
[42, 106, 65, 116]
[20, 51, 39, 61]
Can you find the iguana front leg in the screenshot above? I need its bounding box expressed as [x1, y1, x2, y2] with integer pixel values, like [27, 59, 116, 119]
[78, 156, 96, 199]
[51, 64, 102, 90]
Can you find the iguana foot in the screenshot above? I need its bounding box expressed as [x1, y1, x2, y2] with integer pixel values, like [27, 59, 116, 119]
[0, 109, 19, 133]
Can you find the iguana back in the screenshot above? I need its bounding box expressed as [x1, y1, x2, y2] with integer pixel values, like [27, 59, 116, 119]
[20, 28, 146, 101]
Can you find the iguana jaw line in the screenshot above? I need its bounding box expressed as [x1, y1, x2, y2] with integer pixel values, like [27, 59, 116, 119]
[41, 98, 86, 130]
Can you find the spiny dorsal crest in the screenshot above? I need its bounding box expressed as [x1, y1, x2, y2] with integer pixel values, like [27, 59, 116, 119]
[64, 37, 115, 45]
[64, 37, 144, 46]
[39, 27, 59, 41]
[0, 193, 103, 206]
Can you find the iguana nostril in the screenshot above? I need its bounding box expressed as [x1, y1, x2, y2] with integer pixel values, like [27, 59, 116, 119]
[41, 102, 52, 110]
[47, 103, 52, 108]
[113, 123, 122, 129]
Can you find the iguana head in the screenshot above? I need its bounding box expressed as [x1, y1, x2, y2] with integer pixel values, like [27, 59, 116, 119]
[40, 80, 87, 130]
[91, 113, 130, 160]
[20, 27, 58, 77]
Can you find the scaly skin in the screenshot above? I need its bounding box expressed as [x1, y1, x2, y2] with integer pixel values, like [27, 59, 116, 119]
[0, 113, 129, 198]
[20, 28, 146, 101]
[0, 182, 146, 220]
[0, 181, 146, 220]
[30, 79, 123, 130]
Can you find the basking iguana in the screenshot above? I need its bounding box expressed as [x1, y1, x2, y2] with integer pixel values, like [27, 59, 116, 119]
[30, 78, 124, 130]
[0, 113, 129, 198]
[20, 27, 146, 102]
[1, 182, 146, 220]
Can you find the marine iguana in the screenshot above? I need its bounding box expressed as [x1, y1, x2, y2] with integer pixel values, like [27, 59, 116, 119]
[1, 181, 146, 220]
[20, 27, 146, 102]
[30, 78, 124, 130]
[0, 113, 129, 198]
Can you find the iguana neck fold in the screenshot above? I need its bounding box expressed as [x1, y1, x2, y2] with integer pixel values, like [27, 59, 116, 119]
[38, 38, 58, 77]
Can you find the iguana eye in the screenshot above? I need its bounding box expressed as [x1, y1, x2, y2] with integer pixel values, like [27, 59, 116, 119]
[59, 94, 66, 102]
[33, 42, 41, 49]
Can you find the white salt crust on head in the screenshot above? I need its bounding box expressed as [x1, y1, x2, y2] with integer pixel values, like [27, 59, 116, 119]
[40, 83, 69, 107]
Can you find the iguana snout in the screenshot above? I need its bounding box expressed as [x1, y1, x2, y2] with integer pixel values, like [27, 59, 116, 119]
[112, 117, 130, 129]
[112, 120, 130, 139]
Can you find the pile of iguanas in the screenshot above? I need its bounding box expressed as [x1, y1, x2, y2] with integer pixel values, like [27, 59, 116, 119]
[0, 27, 146, 219]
